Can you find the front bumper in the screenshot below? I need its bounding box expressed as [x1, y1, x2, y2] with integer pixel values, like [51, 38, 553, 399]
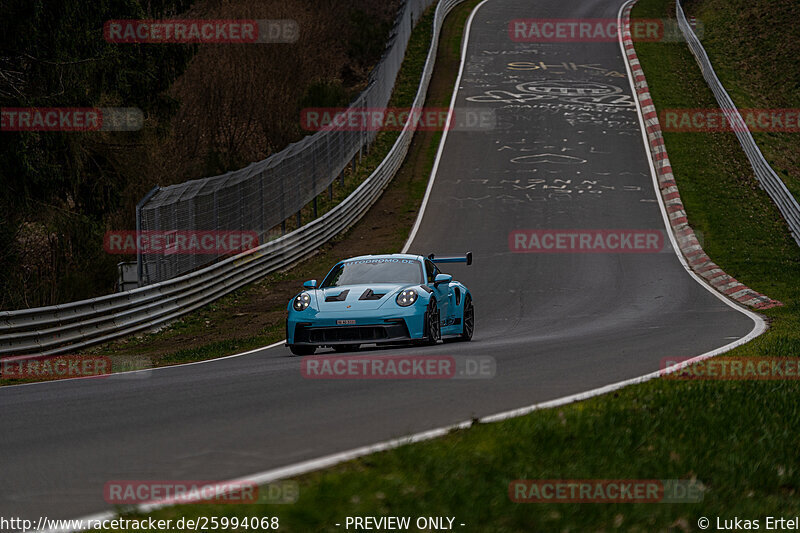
[287, 307, 425, 346]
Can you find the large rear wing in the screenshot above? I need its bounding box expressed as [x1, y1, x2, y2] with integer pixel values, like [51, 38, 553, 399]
[427, 252, 472, 266]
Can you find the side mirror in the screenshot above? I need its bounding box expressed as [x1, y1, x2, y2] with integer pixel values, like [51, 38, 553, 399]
[434, 273, 452, 286]
[303, 279, 317, 289]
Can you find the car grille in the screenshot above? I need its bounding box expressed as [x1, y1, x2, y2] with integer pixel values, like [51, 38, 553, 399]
[294, 321, 409, 344]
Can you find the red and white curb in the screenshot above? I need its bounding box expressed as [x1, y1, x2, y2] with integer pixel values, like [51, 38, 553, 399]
[620, 2, 781, 310]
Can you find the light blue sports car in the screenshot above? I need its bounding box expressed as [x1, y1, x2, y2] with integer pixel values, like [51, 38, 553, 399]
[285, 253, 474, 355]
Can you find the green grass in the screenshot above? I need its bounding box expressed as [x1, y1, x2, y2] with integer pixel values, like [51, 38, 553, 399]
[683, 0, 800, 203]
[104, 378, 800, 532]
[86, 0, 800, 530]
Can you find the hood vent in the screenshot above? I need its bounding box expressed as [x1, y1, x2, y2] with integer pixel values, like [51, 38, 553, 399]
[325, 289, 349, 302]
[359, 289, 386, 301]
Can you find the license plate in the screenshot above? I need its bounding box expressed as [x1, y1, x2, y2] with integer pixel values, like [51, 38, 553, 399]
[336, 320, 356, 325]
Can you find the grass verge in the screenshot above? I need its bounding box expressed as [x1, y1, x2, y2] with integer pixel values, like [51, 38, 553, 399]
[88, 0, 800, 530]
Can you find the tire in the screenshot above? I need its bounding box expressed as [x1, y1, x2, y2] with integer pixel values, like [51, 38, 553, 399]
[333, 344, 360, 353]
[423, 299, 441, 345]
[289, 345, 316, 356]
[458, 294, 474, 341]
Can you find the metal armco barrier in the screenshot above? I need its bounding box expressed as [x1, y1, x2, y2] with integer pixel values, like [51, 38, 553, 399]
[676, 0, 800, 247]
[0, 0, 467, 356]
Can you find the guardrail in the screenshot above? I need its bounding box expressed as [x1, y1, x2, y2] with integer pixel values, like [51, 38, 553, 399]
[676, 0, 800, 247]
[0, 0, 467, 356]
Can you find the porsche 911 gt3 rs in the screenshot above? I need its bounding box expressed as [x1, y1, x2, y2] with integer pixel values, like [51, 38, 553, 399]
[285, 253, 474, 355]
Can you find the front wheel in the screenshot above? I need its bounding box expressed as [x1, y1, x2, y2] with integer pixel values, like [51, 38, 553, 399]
[289, 345, 316, 356]
[458, 294, 474, 341]
[423, 299, 441, 345]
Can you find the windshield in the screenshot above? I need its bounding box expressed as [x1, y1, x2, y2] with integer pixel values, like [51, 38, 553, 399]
[320, 258, 424, 288]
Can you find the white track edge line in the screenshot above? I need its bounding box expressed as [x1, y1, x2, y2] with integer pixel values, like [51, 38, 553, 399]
[401, 0, 489, 253]
[2, 341, 286, 391]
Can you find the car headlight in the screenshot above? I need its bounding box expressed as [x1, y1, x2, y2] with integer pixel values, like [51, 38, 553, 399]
[293, 292, 311, 311]
[396, 288, 418, 307]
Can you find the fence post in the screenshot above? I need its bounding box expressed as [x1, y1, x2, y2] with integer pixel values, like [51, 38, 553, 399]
[136, 185, 160, 287]
[259, 173, 265, 241]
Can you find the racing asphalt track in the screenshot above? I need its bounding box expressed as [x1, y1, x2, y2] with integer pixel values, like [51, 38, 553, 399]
[1, 0, 760, 526]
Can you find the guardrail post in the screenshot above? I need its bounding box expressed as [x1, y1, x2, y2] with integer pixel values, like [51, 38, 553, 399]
[313, 196, 318, 218]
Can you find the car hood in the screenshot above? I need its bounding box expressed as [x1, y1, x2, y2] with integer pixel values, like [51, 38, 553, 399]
[315, 283, 411, 311]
